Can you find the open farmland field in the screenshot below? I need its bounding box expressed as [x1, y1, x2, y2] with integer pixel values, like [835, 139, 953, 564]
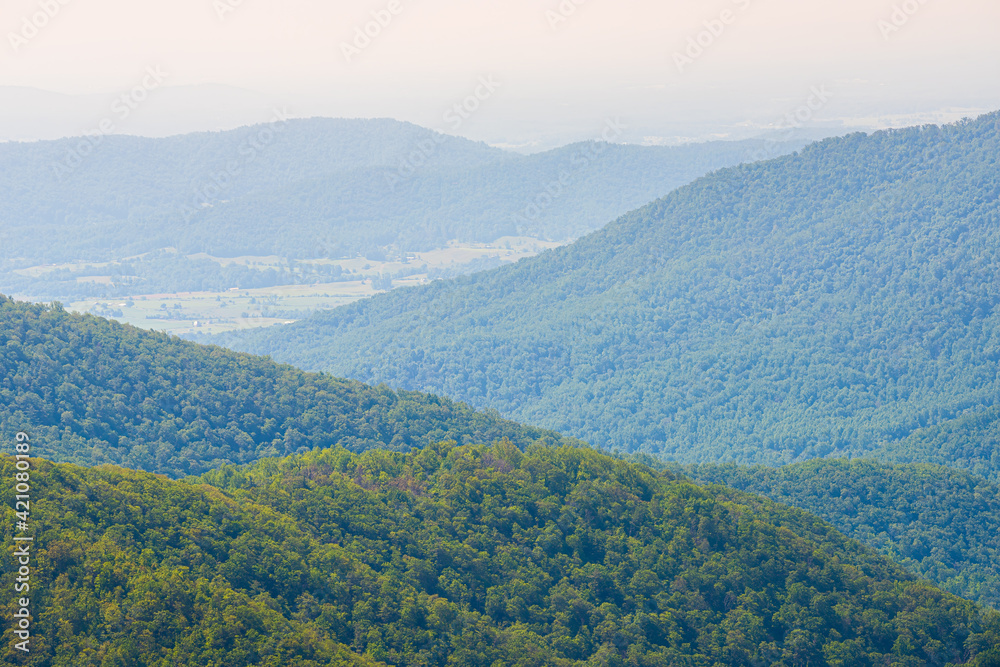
[53, 237, 559, 335]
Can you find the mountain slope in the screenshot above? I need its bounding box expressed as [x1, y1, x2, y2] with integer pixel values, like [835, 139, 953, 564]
[0, 118, 804, 299]
[0, 296, 569, 477]
[689, 459, 1000, 609]
[212, 112, 1000, 464]
[1, 456, 381, 667]
[6, 443, 1000, 666]
[872, 407, 1000, 483]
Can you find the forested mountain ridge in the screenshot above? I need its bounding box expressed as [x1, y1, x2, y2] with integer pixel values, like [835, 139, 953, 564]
[212, 112, 1000, 465]
[0, 295, 570, 477]
[1, 118, 504, 264]
[689, 459, 1000, 609]
[0, 118, 804, 299]
[872, 407, 1000, 483]
[0, 455, 384, 667]
[6, 443, 1000, 666]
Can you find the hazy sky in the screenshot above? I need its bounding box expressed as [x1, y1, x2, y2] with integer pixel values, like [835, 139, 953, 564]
[1, 0, 997, 148]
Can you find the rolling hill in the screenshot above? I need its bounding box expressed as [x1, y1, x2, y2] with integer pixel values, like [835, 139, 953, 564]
[210, 112, 1000, 465]
[690, 459, 1000, 609]
[5, 443, 1000, 665]
[0, 295, 571, 477]
[0, 118, 803, 299]
[872, 407, 1000, 483]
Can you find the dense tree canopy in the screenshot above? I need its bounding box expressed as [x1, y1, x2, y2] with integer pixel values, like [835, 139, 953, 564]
[690, 459, 1000, 609]
[0, 456, 382, 667]
[5, 443, 1000, 666]
[873, 407, 1000, 483]
[0, 296, 569, 477]
[214, 112, 1000, 465]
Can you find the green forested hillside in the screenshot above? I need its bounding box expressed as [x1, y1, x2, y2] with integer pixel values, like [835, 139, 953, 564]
[0, 296, 566, 477]
[0, 118, 802, 299]
[873, 407, 1000, 483]
[1, 456, 382, 667]
[213, 112, 1000, 465]
[6, 443, 1000, 666]
[689, 459, 1000, 609]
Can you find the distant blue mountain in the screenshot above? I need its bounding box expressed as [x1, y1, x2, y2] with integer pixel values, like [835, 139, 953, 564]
[209, 112, 1000, 466]
[0, 117, 803, 297]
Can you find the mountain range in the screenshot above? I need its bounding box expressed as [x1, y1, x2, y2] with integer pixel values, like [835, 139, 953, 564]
[0, 296, 570, 478]
[209, 112, 1000, 467]
[4, 285, 1000, 663]
[0, 118, 804, 300]
[5, 109, 1000, 664]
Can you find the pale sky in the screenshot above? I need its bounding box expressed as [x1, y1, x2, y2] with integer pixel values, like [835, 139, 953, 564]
[1, 0, 997, 148]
